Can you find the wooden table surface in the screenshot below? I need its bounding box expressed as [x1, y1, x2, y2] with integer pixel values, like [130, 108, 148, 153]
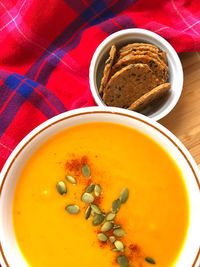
[160, 52, 200, 169]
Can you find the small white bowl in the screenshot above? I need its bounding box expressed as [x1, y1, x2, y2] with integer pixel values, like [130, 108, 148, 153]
[89, 29, 183, 121]
[0, 107, 200, 267]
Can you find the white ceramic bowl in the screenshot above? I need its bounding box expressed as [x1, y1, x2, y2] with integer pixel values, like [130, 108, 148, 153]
[89, 29, 183, 121]
[0, 107, 199, 267]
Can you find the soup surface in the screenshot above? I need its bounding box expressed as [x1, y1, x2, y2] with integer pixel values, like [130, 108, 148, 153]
[13, 122, 189, 267]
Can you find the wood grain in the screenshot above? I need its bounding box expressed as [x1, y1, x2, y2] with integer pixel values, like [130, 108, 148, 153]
[160, 52, 200, 167]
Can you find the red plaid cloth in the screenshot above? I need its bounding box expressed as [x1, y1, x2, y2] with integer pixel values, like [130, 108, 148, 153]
[0, 0, 200, 171]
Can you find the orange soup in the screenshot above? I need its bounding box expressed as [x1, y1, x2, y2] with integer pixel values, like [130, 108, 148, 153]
[13, 122, 189, 267]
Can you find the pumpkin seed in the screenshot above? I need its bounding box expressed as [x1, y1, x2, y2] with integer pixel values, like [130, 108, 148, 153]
[91, 204, 102, 214]
[112, 199, 120, 213]
[97, 233, 108, 242]
[109, 236, 116, 243]
[65, 204, 79, 214]
[114, 240, 124, 252]
[106, 212, 116, 221]
[85, 206, 91, 220]
[86, 184, 95, 193]
[112, 248, 120, 252]
[81, 193, 94, 204]
[56, 181, 67, 195]
[82, 164, 91, 178]
[94, 184, 101, 196]
[101, 221, 114, 232]
[113, 228, 126, 237]
[91, 209, 95, 216]
[117, 255, 129, 267]
[113, 224, 121, 229]
[120, 188, 129, 204]
[66, 175, 76, 185]
[92, 214, 105, 226]
[145, 257, 156, 264]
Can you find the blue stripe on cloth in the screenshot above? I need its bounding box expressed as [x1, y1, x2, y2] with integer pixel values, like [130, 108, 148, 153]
[98, 14, 136, 34]
[0, 75, 24, 110]
[17, 83, 33, 99]
[63, 0, 113, 23]
[0, 72, 67, 114]
[0, 91, 59, 137]
[0, 86, 60, 137]
[109, 0, 138, 14]
[25, 15, 86, 79]
[61, 0, 87, 13]
[27, 90, 58, 118]
[24, 79, 38, 87]
[89, 16, 103, 26]
[0, 84, 14, 110]
[36, 84, 67, 113]
[13, 73, 25, 79]
[26, 1, 132, 84]
[114, 14, 136, 29]
[24, 79, 67, 113]
[4, 75, 22, 90]
[91, 0, 107, 13]
[35, 55, 63, 86]
[35, 11, 134, 85]
[0, 92, 27, 137]
[97, 18, 121, 34]
[23, 78, 67, 113]
[81, 9, 94, 21]
[35, 27, 86, 84]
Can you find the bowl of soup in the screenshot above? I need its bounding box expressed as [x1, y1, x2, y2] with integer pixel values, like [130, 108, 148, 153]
[0, 107, 199, 267]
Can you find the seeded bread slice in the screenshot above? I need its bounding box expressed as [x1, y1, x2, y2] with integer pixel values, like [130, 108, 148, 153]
[103, 64, 160, 108]
[111, 54, 168, 83]
[118, 45, 167, 64]
[118, 50, 167, 66]
[118, 50, 168, 69]
[128, 83, 171, 111]
[119, 43, 159, 53]
[99, 45, 116, 95]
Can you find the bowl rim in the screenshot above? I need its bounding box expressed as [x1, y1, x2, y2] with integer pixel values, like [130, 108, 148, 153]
[0, 106, 199, 267]
[89, 28, 184, 121]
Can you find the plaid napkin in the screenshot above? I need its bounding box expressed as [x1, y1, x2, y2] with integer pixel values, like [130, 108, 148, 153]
[0, 0, 200, 171]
